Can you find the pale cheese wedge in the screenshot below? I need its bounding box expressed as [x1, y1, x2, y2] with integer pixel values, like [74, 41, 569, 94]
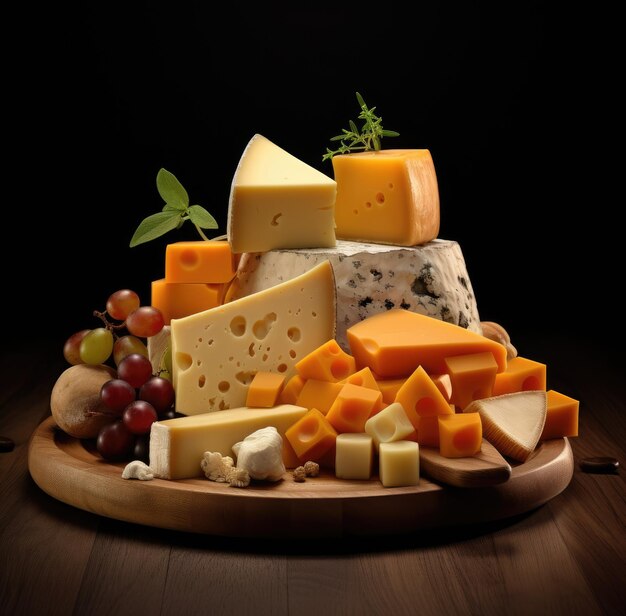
[463, 391, 547, 462]
[227, 134, 337, 253]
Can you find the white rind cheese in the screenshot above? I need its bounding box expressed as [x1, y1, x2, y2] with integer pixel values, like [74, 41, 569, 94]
[226, 239, 481, 351]
[171, 261, 336, 415]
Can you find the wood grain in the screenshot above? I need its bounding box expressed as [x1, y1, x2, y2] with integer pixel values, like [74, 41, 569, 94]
[419, 438, 512, 487]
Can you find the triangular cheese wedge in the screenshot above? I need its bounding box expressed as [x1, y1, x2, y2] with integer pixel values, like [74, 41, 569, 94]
[463, 392, 547, 462]
[346, 308, 508, 377]
[227, 134, 336, 253]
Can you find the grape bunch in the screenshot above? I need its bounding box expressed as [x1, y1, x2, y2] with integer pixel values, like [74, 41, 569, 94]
[97, 354, 177, 462]
[63, 289, 165, 368]
[61, 289, 175, 463]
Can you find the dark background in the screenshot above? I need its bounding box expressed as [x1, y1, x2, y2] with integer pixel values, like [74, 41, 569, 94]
[3, 3, 619, 354]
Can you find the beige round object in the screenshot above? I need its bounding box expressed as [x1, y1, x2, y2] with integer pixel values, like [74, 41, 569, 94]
[50, 364, 116, 438]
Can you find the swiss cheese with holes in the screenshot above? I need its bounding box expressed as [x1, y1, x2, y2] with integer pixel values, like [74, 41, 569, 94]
[171, 261, 336, 415]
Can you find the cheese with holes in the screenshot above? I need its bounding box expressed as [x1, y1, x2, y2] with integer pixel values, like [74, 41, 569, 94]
[165, 241, 237, 284]
[151, 279, 225, 325]
[347, 308, 507, 378]
[171, 261, 336, 415]
[227, 134, 336, 253]
[463, 391, 547, 462]
[149, 404, 307, 479]
[332, 149, 439, 246]
[226, 239, 481, 351]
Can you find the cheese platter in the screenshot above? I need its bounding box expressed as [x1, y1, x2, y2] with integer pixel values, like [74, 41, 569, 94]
[28, 417, 574, 538]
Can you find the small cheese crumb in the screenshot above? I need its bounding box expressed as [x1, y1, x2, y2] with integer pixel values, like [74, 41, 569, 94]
[122, 460, 154, 481]
[201, 451, 235, 482]
[293, 466, 306, 482]
[304, 461, 320, 477]
[228, 467, 251, 488]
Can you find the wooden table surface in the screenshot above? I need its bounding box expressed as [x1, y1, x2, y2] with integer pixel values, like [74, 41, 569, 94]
[1, 334, 624, 616]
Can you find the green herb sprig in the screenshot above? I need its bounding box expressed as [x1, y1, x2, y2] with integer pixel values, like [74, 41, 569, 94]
[322, 92, 399, 161]
[130, 168, 218, 247]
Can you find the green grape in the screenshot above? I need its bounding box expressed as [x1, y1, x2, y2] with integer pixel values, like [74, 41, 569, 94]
[113, 335, 148, 366]
[80, 328, 114, 365]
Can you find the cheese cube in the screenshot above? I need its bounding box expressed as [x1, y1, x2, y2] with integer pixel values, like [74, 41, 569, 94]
[165, 241, 236, 284]
[365, 402, 415, 448]
[326, 383, 384, 433]
[285, 408, 337, 462]
[430, 374, 452, 402]
[492, 356, 547, 396]
[246, 372, 286, 408]
[171, 260, 335, 415]
[295, 339, 356, 382]
[277, 375, 306, 405]
[438, 413, 482, 458]
[347, 309, 507, 378]
[332, 149, 440, 246]
[151, 279, 225, 325]
[444, 352, 498, 410]
[379, 441, 420, 487]
[335, 433, 374, 480]
[414, 415, 440, 447]
[227, 134, 336, 253]
[296, 379, 343, 415]
[149, 405, 307, 479]
[395, 366, 453, 428]
[375, 377, 407, 405]
[541, 390, 579, 440]
[340, 366, 380, 391]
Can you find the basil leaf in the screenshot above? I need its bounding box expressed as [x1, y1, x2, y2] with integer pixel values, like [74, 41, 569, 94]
[156, 168, 189, 209]
[130, 211, 181, 247]
[187, 205, 218, 229]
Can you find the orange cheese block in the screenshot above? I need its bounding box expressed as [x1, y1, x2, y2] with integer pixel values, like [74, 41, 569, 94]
[326, 383, 384, 433]
[151, 279, 225, 325]
[282, 436, 304, 469]
[375, 377, 407, 405]
[413, 415, 441, 448]
[295, 339, 356, 382]
[347, 309, 507, 378]
[285, 408, 338, 462]
[492, 356, 547, 396]
[245, 371, 285, 408]
[340, 366, 380, 391]
[296, 379, 343, 415]
[438, 413, 482, 458]
[331, 149, 440, 246]
[165, 241, 237, 284]
[541, 390, 579, 440]
[430, 374, 452, 402]
[395, 366, 454, 430]
[444, 352, 498, 410]
[277, 374, 305, 405]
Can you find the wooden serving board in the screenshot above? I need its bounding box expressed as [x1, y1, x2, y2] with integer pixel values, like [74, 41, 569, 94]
[28, 417, 574, 538]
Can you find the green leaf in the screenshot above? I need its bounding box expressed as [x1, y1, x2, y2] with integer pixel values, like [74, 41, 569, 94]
[187, 205, 218, 229]
[349, 120, 359, 134]
[156, 168, 189, 209]
[382, 129, 400, 137]
[162, 203, 184, 212]
[130, 211, 181, 247]
[356, 91, 366, 108]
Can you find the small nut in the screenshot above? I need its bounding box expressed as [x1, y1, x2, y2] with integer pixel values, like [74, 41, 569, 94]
[303, 461, 319, 477]
[480, 321, 517, 359]
[292, 466, 306, 482]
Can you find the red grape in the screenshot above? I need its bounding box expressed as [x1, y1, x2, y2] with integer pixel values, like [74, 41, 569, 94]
[133, 434, 150, 463]
[123, 400, 158, 435]
[113, 335, 148, 366]
[106, 289, 140, 321]
[117, 353, 153, 388]
[100, 379, 136, 414]
[96, 421, 135, 461]
[139, 377, 175, 414]
[159, 409, 178, 420]
[126, 306, 165, 338]
[63, 329, 91, 365]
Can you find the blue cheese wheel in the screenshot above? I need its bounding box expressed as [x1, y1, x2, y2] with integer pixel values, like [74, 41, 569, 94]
[227, 239, 481, 351]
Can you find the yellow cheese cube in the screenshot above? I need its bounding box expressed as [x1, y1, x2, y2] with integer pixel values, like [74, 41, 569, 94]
[332, 149, 439, 246]
[335, 433, 374, 480]
[326, 383, 384, 433]
[364, 402, 415, 448]
[284, 408, 337, 462]
[438, 413, 482, 458]
[378, 441, 420, 487]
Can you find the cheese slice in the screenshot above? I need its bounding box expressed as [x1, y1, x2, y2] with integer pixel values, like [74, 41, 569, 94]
[463, 391, 547, 462]
[347, 308, 507, 378]
[149, 404, 307, 479]
[227, 134, 336, 253]
[171, 260, 336, 415]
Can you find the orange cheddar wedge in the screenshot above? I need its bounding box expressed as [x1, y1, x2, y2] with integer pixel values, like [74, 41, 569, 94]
[285, 408, 337, 462]
[296, 379, 343, 415]
[492, 356, 547, 396]
[245, 371, 285, 408]
[444, 352, 498, 410]
[165, 241, 237, 284]
[541, 390, 579, 440]
[347, 309, 507, 378]
[430, 374, 452, 402]
[332, 149, 440, 246]
[326, 383, 384, 433]
[151, 279, 225, 325]
[438, 413, 482, 458]
[295, 339, 356, 382]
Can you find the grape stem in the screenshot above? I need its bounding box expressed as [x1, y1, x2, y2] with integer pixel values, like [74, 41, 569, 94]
[93, 310, 127, 336]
